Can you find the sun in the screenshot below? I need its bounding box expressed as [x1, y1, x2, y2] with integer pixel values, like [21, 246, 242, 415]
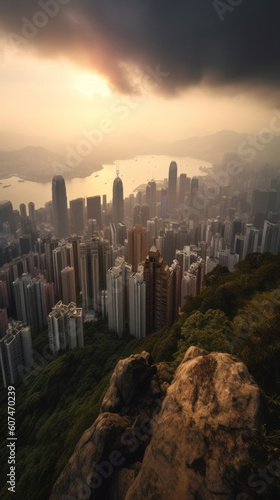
[72, 74, 111, 98]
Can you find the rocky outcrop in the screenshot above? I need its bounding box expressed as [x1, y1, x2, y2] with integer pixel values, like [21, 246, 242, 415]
[50, 351, 173, 500]
[50, 347, 266, 500]
[125, 347, 266, 500]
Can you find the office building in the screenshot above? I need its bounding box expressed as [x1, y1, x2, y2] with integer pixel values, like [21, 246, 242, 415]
[112, 176, 124, 226]
[70, 198, 85, 234]
[52, 175, 69, 238]
[87, 196, 102, 229]
[0, 200, 16, 235]
[168, 161, 177, 214]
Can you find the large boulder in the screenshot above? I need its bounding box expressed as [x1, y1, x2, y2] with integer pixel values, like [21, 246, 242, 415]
[100, 351, 156, 413]
[50, 352, 173, 500]
[125, 347, 266, 500]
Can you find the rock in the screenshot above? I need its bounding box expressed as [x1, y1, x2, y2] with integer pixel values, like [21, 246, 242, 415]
[125, 348, 266, 500]
[110, 463, 142, 500]
[50, 412, 131, 500]
[101, 352, 156, 413]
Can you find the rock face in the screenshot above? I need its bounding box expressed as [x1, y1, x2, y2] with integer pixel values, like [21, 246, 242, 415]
[50, 352, 173, 500]
[125, 347, 266, 500]
[50, 347, 266, 500]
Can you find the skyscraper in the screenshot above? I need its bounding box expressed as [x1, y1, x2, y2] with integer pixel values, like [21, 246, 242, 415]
[52, 175, 69, 238]
[87, 196, 102, 229]
[143, 246, 179, 334]
[0, 200, 16, 235]
[146, 180, 157, 218]
[112, 176, 124, 226]
[61, 267, 76, 305]
[129, 265, 146, 338]
[106, 256, 132, 336]
[70, 198, 85, 234]
[0, 321, 33, 387]
[128, 225, 148, 272]
[48, 301, 83, 354]
[168, 161, 177, 214]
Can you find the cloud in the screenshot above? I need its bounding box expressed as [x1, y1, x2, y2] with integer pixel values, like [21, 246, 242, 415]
[0, 0, 280, 96]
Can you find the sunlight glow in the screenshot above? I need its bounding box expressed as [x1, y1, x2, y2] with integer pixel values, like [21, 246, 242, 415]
[71, 74, 111, 98]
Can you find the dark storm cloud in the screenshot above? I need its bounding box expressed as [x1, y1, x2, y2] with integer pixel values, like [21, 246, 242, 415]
[0, 0, 279, 95]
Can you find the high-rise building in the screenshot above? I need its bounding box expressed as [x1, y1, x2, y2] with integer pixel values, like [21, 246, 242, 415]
[0, 321, 33, 387]
[80, 237, 111, 312]
[13, 274, 47, 335]
[146, 181, 157, 218]
[190, 177, 199, 205]
[168, 162, 177, 214]
[28, 202, 36, 229]
[20, 203, 27, 220]
[129, 265, 146, 338]
[87, 196, 102, 229]
[61, 267, 76, 305]
[0, 200, 16, 235]
[178, 174, 188, 206]
[0, 308, 8, 338]
[44, 282, 55, 314]
[0, 280, 9, 309]
[52, 243, 74, 299]
[161, 188, 168, 218]
[260, 220, 280, 254]
[128, 225, 149, 272]
[70, 198, 85, 234]
[48, 301, 83, 354]
[242, 224, 259, 259]
[251, 189, 277, 228]
[112, 176, 124, 226]
[52, 175, 69, 238]
[143, 246, 179, 334]
[106, 256, 132, 336]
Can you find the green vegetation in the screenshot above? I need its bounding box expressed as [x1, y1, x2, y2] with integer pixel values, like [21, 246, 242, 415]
[0, 252, 280, 499]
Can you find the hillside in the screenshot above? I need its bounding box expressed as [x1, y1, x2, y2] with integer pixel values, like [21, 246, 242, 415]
[0, 253, 280, 499]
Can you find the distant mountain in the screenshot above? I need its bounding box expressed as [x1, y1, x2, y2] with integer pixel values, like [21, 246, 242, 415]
[0, 145, 102, 182]
[166, 130, 280, 165]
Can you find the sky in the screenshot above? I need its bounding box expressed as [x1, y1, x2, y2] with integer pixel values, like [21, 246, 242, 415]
[0, 0, 279, 151]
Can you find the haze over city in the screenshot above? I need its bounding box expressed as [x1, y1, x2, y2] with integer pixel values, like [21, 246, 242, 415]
[0, 2, 280, 500]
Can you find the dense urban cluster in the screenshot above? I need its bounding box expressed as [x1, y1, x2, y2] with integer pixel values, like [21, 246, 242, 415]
[0, 160, 280, 387]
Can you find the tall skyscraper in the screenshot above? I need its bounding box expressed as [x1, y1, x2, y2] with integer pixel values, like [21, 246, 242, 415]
[0, 321, 33, 387]
[61, 267, 76, 305]
[106, 256, 132, 336]
[260, 220, 280, 254]
[178, 174, 187, 206]
[52, 243, 74, 299]
[0, 280, 9, 309]
[168, 161, 177, 214]
[87, 196, 102, 229]
[129, 265, 146, 338]
[0, 200, 16, 235]
[0, 308, 8, 338]
[13, 274, 47, 335]
[70, 198, 85, 234]
[143, 246, 179, 334]
[112, 175, 124, 226]
[128, 225, 148, 272]
[146, 181, 157, 218]
[52, 175, 69, 238]
[48, 301, 83, 354]
[161, 188, 168, 218]
[190, 177, 199, 205]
